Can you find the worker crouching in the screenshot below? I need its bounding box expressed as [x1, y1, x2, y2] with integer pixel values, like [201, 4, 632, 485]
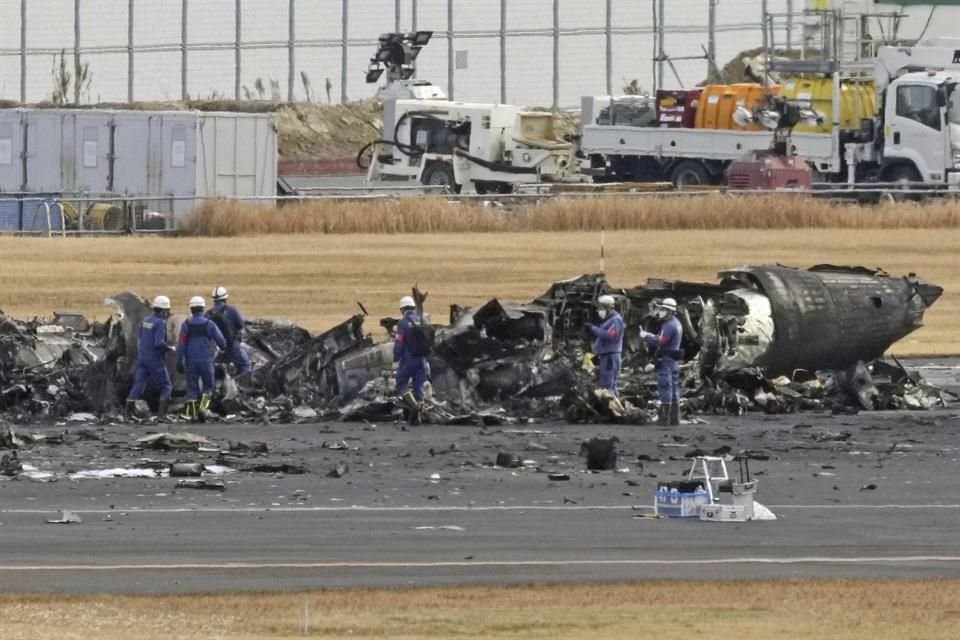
[640, 297, 683, 426]
[176, 296, 226, 421]
[585, 294, 624, 396]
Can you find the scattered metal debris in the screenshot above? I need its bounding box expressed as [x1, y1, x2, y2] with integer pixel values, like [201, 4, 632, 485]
[46, 509, 83, 525]
[0, 266, 946, 426]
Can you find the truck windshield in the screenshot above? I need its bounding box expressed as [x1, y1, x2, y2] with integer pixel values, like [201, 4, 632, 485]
[949, 84, 960, 124]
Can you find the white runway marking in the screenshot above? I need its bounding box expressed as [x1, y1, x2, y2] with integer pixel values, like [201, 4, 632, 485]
[1, 504, 958, 515]
[1, 556, 958, 572]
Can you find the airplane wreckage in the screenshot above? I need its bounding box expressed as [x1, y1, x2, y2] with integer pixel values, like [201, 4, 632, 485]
[0, 265, 948, 424]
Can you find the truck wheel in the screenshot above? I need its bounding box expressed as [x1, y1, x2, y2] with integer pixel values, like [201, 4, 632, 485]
[422, 162, 461, 194]
[670, 161, 711, 188]
[885, 164, 922, 201]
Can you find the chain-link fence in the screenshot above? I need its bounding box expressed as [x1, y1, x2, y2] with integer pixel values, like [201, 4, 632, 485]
[0, 0, 802, 109]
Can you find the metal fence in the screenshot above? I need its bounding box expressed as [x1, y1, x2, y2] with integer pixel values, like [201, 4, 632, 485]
[0, 0, 801, 109]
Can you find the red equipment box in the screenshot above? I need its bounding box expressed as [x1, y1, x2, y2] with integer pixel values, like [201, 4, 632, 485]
[656, 89, 702, 128]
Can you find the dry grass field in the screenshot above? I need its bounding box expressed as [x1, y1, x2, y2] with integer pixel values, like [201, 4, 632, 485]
[1, 579, 957, 640]
[0, 228, 956, 354]
[182, 194, 960, 235]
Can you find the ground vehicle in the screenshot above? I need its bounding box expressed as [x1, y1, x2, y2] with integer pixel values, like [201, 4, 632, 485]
[366, 95, 577, 194]
[580, 34, 960, 188]
[360, 32, 577, 193]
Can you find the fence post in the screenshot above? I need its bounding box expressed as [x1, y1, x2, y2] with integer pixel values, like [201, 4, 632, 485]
[499, 0, 506, 104]
[288, 0, 295, 102]
[128, 0, 135, 102]
[181, 0, 188, 100]
[708, 0, 716, 82]
[552, 0, 559, 110]
[341, 0, 349, 104]
[20, 0, 26, 103]
[656, 0, 665, 93]
[74, 0, 81, 105]
[605, 0, 612, 96]
[412, 0, 418, 77]
[447, 0, 454, 100]
[786, 0, 793, 50]
[235, 0, 242, 100]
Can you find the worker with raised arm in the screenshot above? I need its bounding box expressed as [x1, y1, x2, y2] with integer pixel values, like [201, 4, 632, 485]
[640, 297, 683, 426]
[176, 296, 226, 421]
[584, 294, 625, 396]
[394, 295, 431, 425]
[207, 286, 252, 375]
[125, 295, 174, 420]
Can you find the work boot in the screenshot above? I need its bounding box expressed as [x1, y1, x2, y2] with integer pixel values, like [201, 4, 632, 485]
[123, 399, 137, 420]
[156, 397, 170, 421]
[669, 402, 681, 426]
[198, 394, 213, 423]
[657, 403, 670, 424]
[180, 400, 197, 422]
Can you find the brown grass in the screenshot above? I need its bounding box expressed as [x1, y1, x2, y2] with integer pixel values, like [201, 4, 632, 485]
[0, 579, 957, 639]
[180, 194, 960, 236]
[0, 228, 955, 355]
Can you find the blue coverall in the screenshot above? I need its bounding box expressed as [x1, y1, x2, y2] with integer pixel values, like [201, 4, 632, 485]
[587, 311, 625, 396]
[394, 311, 429, 401]
[208, 301, 252, 374]
[127, 312, 173, 401]
[643, 315, 683, 404]
[176, 313, 226, 400]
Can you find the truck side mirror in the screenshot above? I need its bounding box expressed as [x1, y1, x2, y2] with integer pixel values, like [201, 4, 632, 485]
[936, 88, 947, 108]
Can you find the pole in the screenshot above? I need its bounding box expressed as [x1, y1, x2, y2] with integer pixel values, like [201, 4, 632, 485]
[74, 0, 81, 104]
[651, 0, 657, 94]
[235, 0, 242, 101]
[288, 0, 295, 101]
[499, 0, 506, 104]
[395, 0, 401, 33]
[411, 0, 418, 77]
[181, 0, 188, 101]
[128, 0, 134, 102]
[708, 0, 716, 82]
[605, 0, 612, 96]
[341, 0, 348, 103]
[447, 0, 454, 100]
[20, 0, 27, 103]
[761, 0, 769, 86]
[552, 0, 559, 110]
[656, 0, 665, 92]
[786, 0, 794, 51]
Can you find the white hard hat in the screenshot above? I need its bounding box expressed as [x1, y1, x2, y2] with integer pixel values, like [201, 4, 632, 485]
[151, 295, 171, 310]
[659, 297, 678, 312]
[597, 294, 615, 307]
[189, 295, 206, 309]
[399, 296, 416, 309]
[212, 285, 229, 301]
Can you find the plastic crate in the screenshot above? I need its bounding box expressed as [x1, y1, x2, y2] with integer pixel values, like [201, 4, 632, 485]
[654, 487, 710, 518]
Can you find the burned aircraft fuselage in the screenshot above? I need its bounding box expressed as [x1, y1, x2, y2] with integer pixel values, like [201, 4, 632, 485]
[624, 265, 942, 378]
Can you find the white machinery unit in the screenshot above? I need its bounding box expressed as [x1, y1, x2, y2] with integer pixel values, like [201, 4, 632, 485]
[580, 20, 960, 188]
[367, 97, 577, 194]
[361, 31, 577, 193]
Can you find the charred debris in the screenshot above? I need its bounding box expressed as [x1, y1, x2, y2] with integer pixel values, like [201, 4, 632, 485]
[0, 265, 948, 425]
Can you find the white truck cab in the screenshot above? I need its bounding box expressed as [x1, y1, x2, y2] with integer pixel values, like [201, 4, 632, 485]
[882, 70, 960, 185]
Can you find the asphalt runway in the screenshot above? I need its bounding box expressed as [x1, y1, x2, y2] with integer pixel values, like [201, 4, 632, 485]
[1, 380, 958, 593]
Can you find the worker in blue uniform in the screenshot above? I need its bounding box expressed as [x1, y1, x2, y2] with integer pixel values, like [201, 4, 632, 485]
[176, 296, 226, 421]
[394, 295, 429, 425]
[640, 297, 683, 426]
[585, 294, 625, 396]
[125, 295, 174, 419]
[208, 285, 252, 375]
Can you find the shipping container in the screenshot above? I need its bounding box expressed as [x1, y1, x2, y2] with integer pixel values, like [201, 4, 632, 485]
[0, 108, 277, 225]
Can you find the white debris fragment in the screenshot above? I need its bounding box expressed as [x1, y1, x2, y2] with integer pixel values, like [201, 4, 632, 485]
[66, 412, 97, 423]
[414, 525, 464, 532]
[69, 468, 159, 479]
[46, 509, 83, 524]
[751, 501, 777, 521]
[203, 465, 237, 476]
[292, 407, 318, 420]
